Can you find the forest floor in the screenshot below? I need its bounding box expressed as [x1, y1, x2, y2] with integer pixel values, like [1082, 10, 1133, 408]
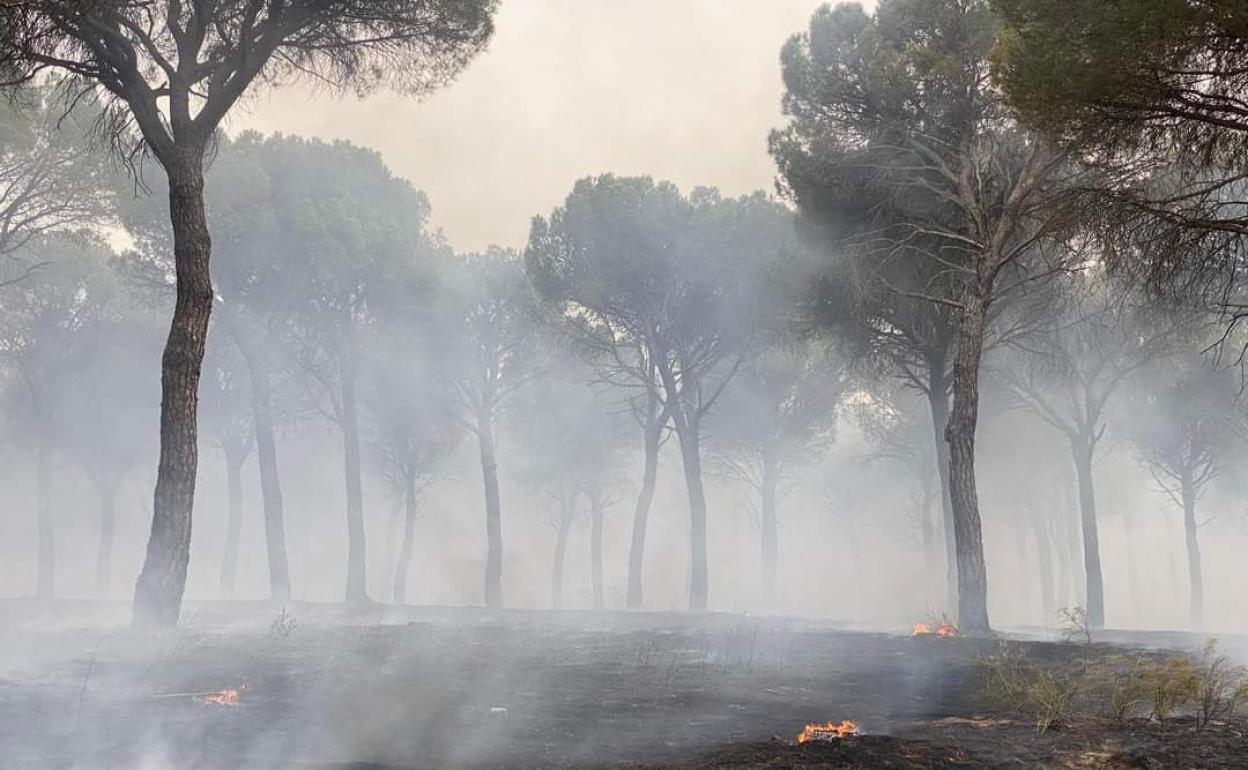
[0, 600, 1245, 769]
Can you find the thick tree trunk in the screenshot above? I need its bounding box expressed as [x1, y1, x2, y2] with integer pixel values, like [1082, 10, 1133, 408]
[924, 370, 958, 614]
[1180, 470, 1203, 628]
[675, 420, 710, 612]
[1031, 509, 1056, 625]
[1070, 436, 1105, 629]
[96, 476, 119, 595]
[133, 154, 213, 629]
[944, 291, 991, 635]
[626, 413, 662, 609]
[393, 466, 418, 605]
[759, 447, 780, 602]
[478, 405, 504, 609]
[218, 445, 245, 595]
[340, 353, 368, 603]
[36, 444, 54, 600]
[229, 323, 292, 601]
[589, 490, 605, 611]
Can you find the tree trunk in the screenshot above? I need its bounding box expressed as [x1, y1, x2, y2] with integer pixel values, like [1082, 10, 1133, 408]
[551, 516, 571, 611]
[1031, 508, 1056, 626]
[1057, 469, 1084, 611]
[229, 322, 292, 601]
[1180, 469, 1203, 628]
[219, 444, 245, 595]
[759, 446, 780, 603]
[675, 419, 710, 612]
[589, 490, 605, 611]
[1070, 436, 1105, 629]
[96, 475, 119, 595]
[925, 370, 958, 614]
[393, 466, 418, 605]
[656, 354, 710, 612]
[626, 411, 662, 609]
[36, 443, 54, 600]
[339, 352, 369, 603]
[133, 153, 213, 629]
[478, 405, 504, 609]
[944, 291, 992, 635]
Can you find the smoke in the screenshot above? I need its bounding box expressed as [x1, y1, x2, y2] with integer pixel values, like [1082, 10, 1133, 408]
[225, 0, 836, 252]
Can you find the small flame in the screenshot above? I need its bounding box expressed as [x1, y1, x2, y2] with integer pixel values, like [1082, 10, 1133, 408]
[199, 684, 245, 706]
[796, 719, 859, 744]
[911, 622, 957, 638]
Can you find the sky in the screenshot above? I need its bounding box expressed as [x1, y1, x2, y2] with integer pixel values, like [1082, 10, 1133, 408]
[227, 0, 838, 253]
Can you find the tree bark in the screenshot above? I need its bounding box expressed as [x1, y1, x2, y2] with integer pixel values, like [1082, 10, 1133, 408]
[925, 366, 958, 614]
[339, 352, 368, 603]
[1070, 436, 1105, 629]
[218, 444, 245, 595]
[675, 419, 710, 612]
[626, 409, 662, 609]
[36, 443, 54, 600]
[393, 465, 418, 605]
[478, 404, 504, 609]
[759, 446, 780, 602]
[589, 490, 605, 611]
[96, 475, 120, 595]
[133, 152, 213, 628]
[655, 351, 710, 612]
[1180, 469, 1203, 628]
[944, 290, 991, 635]
[229, 321, 292, 601]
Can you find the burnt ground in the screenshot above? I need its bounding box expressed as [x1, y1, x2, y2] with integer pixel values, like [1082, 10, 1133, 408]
[0, 601, 1244, 769]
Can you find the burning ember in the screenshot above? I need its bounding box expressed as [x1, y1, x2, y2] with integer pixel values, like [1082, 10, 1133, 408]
[911, 622, 957, 638]
[198, 684, 245, 706]
[796, 720, 860, 744]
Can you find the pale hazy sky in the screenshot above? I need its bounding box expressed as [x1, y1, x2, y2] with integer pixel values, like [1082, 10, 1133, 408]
[227, 0, 840, 253]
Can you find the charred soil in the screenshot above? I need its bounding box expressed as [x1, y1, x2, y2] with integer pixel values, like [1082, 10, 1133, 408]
[0, 602, 1243, 769]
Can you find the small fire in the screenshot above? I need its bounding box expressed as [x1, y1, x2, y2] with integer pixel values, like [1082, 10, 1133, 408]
[796, 719, 860, 744]
[198, 684, 245, 706]
[911, 622, 957, 638]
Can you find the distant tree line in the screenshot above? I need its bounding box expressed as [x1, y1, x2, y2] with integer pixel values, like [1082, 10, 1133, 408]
[3, 0, 1248, 634]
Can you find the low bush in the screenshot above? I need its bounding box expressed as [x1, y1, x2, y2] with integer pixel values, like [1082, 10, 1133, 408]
[977, 611, 1247, 733]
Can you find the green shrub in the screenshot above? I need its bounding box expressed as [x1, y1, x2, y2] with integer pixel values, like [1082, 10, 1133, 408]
[977, 635, 1248, 732]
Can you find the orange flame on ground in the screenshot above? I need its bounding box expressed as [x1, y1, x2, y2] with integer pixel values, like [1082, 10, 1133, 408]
[911, 622, 957, 638]
[796, 720, 860, 744]
[199, 684, 245, 706]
